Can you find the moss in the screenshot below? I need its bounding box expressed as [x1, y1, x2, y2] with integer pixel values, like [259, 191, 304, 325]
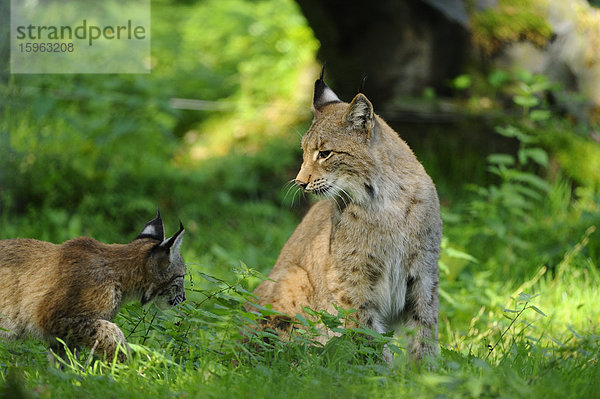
[471, 0, 553, 55]
[542, 129, 600, 188]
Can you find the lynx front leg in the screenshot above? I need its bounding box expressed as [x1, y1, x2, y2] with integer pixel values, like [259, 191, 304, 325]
[86, 320, 129, 362]
[404, 270, 439, 360]
[49, 317, 129, 362]
[333, 255, 388, 333]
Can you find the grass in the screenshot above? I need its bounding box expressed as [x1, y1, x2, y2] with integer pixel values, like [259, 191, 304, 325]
[1, 252, 598, 399]
[1, 1, 600, 397]
[1, 134, 598, 398]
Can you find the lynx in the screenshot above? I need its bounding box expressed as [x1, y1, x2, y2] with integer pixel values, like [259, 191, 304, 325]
[252, 71, 442, 359]
[0, 211, 185, 362]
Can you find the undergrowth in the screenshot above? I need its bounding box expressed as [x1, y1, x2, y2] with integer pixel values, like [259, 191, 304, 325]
[1, 240, 598, 399]
[1, 1, 599, 396]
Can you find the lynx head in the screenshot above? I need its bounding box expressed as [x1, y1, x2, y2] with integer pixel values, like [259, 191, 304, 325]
[295, 70, 378, 205]
[136, 211, 186, 310]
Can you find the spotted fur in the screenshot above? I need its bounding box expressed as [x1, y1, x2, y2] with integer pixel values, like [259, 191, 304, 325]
[252, 73, 442, 360]
[0, 211, 186, 362]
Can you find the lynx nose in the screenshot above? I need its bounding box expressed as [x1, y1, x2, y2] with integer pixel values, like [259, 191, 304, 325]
[295, 179, 308, 189]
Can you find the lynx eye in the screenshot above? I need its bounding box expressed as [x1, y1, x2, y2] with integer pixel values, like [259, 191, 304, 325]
[318, 150, 332, 159]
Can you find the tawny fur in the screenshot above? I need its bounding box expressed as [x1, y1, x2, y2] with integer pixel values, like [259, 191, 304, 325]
[0, 213, 185, 362]
[252, 76, 442, 360]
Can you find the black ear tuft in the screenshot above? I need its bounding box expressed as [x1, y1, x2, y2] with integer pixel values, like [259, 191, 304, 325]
[136, 208, 165, 241]
[141, 287, 154, 306]
[313, 65, 341, 112]
[159, 221, 185, 253]
[358, 75, 367, 94]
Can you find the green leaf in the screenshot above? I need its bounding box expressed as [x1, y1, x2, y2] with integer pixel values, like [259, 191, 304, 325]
[488, 69, 510, 88]
[514, 184, 542, 201]
[530, 79, 553, 93]
[197, 272, 220, 283]
[353, 327, 384, 339]
[453, 74, 472, 90]
[494, 125, 536, 143]
[529, 305, 546, 317]
[495, 125, 522, 138]
[529, 109, 551, 122]
[387, 344, 404, 355]
[444, 247, 479, 263]
[520, 320, 535, 329]
[518, 148, 549, 167]
[567, 324, 583, 338]
[196, 309, 220, 319]
[438, 259, 450, 275]
[487, 154, 515, 166]
[518, 292, 540, 302]
[234, 284, 252, 295]
[486, 165, 503, 177]
[423, 87, 436, 100]
[510, 172, 552, 192]
[295, 313, 309, 326]
[514, 95, 539, 108]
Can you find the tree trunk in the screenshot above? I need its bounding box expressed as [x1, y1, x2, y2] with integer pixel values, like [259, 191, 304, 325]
[295, 0, 470, 109]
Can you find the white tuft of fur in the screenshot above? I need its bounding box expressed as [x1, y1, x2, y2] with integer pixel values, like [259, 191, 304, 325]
[140, 225, 156, 236]
[321, 86, 340, 104]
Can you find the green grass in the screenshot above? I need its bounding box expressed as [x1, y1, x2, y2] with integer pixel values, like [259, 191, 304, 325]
[1, 0, 600, 397]
[1, 126, 599, 398]
[1, 247, 599, 399]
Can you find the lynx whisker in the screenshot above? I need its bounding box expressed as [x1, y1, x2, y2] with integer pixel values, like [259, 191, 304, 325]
[292, 127, 304, 140]
[292, 186, 303, 207]
[282, 179, 298, 204]
[327, 188, 344, 212]
[328, 182, 351, 209]
[286, 182, 303, 208]
[329, 190, 343, 212]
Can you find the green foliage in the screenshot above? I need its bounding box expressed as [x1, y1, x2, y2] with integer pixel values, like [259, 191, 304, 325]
[1, 0, 599, 397]
[451, 74, 472, 91]
[447, 71, 600, 281]
[1, 250, 599, 398]
[179, 0, 316, 104]
[542, 128, 600, 189]
[0, 0, 314, 249]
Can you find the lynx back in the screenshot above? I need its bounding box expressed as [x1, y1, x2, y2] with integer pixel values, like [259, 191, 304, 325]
[0, 211, 186, 362]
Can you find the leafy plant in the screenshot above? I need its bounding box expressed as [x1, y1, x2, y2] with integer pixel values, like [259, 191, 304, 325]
[464, 72, 555, 273]
[486, 292, 546, 361]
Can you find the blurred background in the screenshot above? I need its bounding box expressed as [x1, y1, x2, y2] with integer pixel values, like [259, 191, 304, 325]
[0, 0, 599, 342]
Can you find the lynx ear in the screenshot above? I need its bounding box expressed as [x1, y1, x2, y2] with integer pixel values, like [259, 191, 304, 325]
[136, 209, 165, 241]
[141, 283, 155, 306]
[159, 221, 185, 263]
[313, 65, 341, 112]
[343, 93, 374, 134]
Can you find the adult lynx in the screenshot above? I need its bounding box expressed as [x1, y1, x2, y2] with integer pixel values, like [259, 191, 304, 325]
[0, 211, 185, 362]
[253, 71, 442, 359]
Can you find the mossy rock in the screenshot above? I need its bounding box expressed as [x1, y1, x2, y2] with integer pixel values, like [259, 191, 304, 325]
[471, 0, 553, 55]
[542, 129, 600, 188]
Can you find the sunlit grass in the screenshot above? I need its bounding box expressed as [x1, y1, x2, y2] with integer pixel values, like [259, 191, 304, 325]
[2, 0, 600, 397]
[1, 232, 598, 399]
